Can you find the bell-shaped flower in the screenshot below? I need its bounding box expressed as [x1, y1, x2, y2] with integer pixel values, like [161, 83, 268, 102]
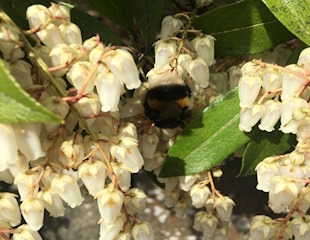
[37, 188, 65, 217]
[154, 40, 177, 68]
[124, 188, 147, 214]
[119, 98, 144, 119]
[291, 216, 310, 240]
[51, 174, 84, 208]
[14, 171, 39, 201]
[190, 183, 211, 208]
[280, 97, 308, 134]
[259, 100, 281, 132]
[20, 197, 44, 231]
[9, 154, 29, 178]
[175, 197, 188, 219]
[96, 72, 123, 112]
[200, 213, 218, 238]
[97, 185, 124, 223]
[26, 5, 50, 29]
[185, 58, 210, 88]
[214, 196, 235, 222]
[255, 157, 280, 192]
[250, 215, 278, 240]
[37, 23, 64, 49]
[239, 104, 265, 132]
[297, 117, 310, 141]
[132, 221, 154, 240]
[268, 175, 301, 213]
[59, 22, 82, 45]
[99, 215, 125, 240]
[281, 64, 307, 100]
[177, 53, 192, 68]
[0, 124, 18, 171]
[0, 192, 21, 226]
[262, 69, 282, 93]
[191, 35, 216, 66]
[66, 61, 96, 94]
[78, 160, 107, 197]
[238, 76, 262, 108]
[178, 175, 198, 192]
[111, 162, 131, 192]
[108, 49, 141, 89]
[0, 169, 13, 184]
[49, 3, 70, 24]
[298, 47, 310, 70]
[160, 16, 183, 39]
[144, 151, 166, 172]
[164, 188, 180, 208]
[12, 224, 43, 240]
[240, 61, 262, 77]
[59, 134, 84, 169]
[14, 123, 45, 161]
[74, 93, 101, 125]
[140, 131, 159, 159]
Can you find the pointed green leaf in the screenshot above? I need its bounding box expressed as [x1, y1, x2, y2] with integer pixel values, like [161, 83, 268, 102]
[239, 130, 296, 177]
[0, 61, 62, 123]
[159, 88, 258, 178]
[130, 0, 164, 44]
[193, 0, 294, 56]
[262, 0, 310, 46]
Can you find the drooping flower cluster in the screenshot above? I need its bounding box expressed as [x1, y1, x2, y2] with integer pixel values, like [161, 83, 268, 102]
[239, 47, 310, 239]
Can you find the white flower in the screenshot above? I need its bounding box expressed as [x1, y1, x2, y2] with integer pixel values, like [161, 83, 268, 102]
[96, 72, 123, 112]
[59, 22, 82, 45]
[37, 23, 64, 49]
[14, 123, 45, 161]
[140, 131, 159, 159]
[14, 171, 40, 201]
[239, 104, 265, 132]
[78, 160, 107, 197]
[111, 162, 131, 192]
[0, 192, 21, 226]
[291, 215, 310, 240]
[51, 174, 84, 208]
[108, 49, 141, 89]
[160, 16, 183, 39]
[238, 76, 262, 108]
[258, 100, 281, 132]
[59, 134, 84, 169]
[154, 40, 177, 68]
[190, 35, 216, 66]
[250, 215, 278, 240]
[97, 185, 124, 223]
[20, 197, 44, 231]
[124, 188, 147, 213]
[132, 221, 154, 240]
[190, 183, 211, 208]
[185, 58, 210, 88]
[200, 213, 218, 238]
[281, 64, 307, 100]
[26, 5, 50, 29]
[214, 196, 235, 222]
[262, 69, 282, 93]
[298, 47, 310, 70]
[178, 175, 198, 192]
[12, 224, 43, 240]
[37, 188, 65, 217]
[99, 215, 125, 240]
[10, 60, 33, 88]
[256, 157, 279, 192]
[0, 124, 18, 171]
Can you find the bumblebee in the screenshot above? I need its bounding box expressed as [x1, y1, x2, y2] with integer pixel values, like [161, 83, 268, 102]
[144, 78, 192, 128]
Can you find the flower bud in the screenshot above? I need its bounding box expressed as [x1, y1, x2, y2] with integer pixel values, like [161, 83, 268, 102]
[0, 192, 21, 226]
[0, 124, 18, 171]
[51, 174, 84, 208]
[191, 35, 216, 66]
[78, 160, 107, 197]
[108, 49, 141, 89]
[185, 58, 210, 88]
[97, 185, 124, 223]
[96, 72, 123, 112]
[20, 197, 44, 231]
[132, 221, 154, 240]
[160, 16, 182, 39]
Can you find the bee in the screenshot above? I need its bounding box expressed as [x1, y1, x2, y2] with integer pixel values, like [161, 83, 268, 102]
[144, 74, 192, 128]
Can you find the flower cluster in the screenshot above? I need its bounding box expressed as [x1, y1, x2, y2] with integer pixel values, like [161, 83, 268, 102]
[0, 2, 232, 240]
[238, 47, 310, 239]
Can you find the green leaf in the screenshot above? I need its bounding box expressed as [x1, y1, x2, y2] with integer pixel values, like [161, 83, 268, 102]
[0, 61, 62, 123]
[262, 0, 310, 46]
[87, 0, 135, 32]
[159, 88, 258, 178]
[130, 0, 164, 44]
[193, 0, 294, 56]
[239, 130, 296, 177]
